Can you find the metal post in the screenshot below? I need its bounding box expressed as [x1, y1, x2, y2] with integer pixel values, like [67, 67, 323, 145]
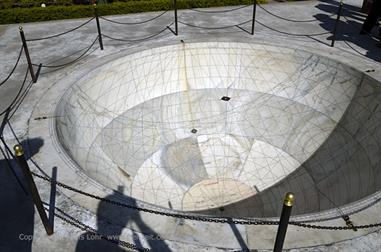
[251, 0, 257, 35]
[361, 0, 371, 13]
[343, 215, 357, 231]
[331, 0, 343, 47]
[14, 145, 53, 235]
[0, 110, 28, 195]
[0, 137, 28, 195]
[19, 27, 37, 83]
[174, 0, 178, 35]
[49, 166, 57, 232]
[35, 63, 43, 82]
[94, 4, 104, 50]
[273, 192, 294, 252]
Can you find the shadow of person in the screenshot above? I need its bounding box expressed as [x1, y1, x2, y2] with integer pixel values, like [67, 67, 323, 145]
[0, 137, 44, 252]
[314, 1, 381, 62]
[75, 186, 128, 252]
[76, 186, 171, 252]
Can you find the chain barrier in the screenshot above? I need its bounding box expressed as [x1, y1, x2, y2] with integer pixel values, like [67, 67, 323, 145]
[0, 111, 365, 230]
[257, 3, 336, 23]
[255, 19, 331, 37]
[31, 36, 99, 69]
[342, 40, 367, 57]
[41, 43, 95, 65]
[0, 46, 24, 87]
[2, 2, 381, 234]
[28, 41, 99, 76]
[290, 221, 381, 230]
[178, 19, 252, 30]
[30, 170, 280, 226]
[28, 170, 381, 230]
[0, 67, 30, 117]
[100, 11, 168, 25]
[8, 80, 35, 120]
[102, 23, 173, 43]
[7, 5, 343, 78]
[188, 4, 251, 14]
[26, 18, 95, 42]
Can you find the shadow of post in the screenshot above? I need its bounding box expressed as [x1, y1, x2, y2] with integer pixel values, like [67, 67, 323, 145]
[228, 219, 249, 252]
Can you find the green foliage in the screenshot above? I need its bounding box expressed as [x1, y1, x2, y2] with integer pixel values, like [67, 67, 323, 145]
[0, 0, 266, 24]
[0, 0, 15, 9]
[0, 0, 73, 9]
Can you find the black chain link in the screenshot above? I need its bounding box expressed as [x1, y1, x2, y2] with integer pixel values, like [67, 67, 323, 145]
[31, 171, 381, 230]
[102, 23, 173, 43]
[100, 11, 168, 25]
[31, 171, 278, 225]
[0, 67, 30, 117]
[290, 221, 348, 230]
[257, 3, 336, 23]
[0, 46, 24, 87]
[26, 18, 95, 42]
[289, 221, 381, 230]
[255, 19, 331, 37]
[31, 171, 381, 229]
[178, 19, 252, 30]
[32, 36, 99, 69]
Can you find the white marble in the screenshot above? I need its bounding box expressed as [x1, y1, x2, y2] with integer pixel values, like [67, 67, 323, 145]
[55, 42, 362, 213]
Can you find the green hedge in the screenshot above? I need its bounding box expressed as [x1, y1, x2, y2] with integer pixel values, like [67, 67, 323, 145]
[0, 0, 266, 24]
[0, 0, 73, 9]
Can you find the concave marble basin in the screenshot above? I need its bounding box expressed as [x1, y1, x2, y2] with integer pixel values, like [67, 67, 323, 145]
[56, 42, 381, 217]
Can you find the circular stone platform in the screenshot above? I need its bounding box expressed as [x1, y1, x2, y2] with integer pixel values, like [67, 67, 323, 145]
[28, 41, 381, 250]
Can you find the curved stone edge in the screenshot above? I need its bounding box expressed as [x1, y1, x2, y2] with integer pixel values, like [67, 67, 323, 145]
[26, 39, 381, 250]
